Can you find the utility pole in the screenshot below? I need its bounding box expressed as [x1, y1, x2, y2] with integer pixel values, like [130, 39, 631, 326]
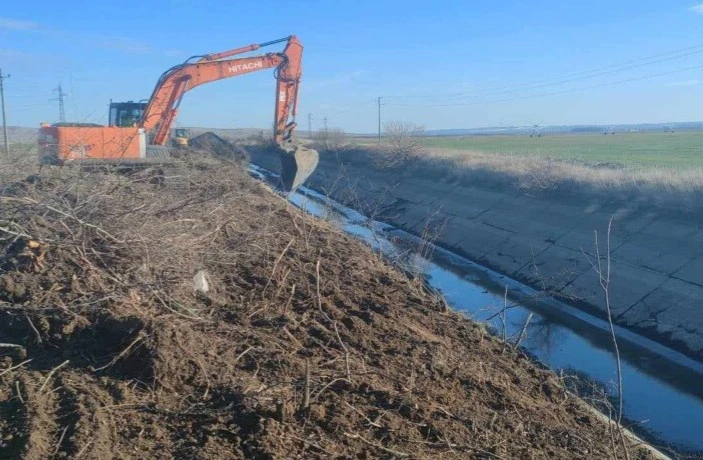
[52, 83, 67, 123]
[323, 117, 328, 132]
[377, 96, 383, 143]
[307, 112, 313, 138]
[0, 69, 9, 156]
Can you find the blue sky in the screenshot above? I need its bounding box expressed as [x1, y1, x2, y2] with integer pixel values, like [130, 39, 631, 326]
[1, 0, 703, 132]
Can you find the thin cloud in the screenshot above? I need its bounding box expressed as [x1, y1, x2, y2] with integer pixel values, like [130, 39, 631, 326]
[0, 48, 38, 64]
[0, 48, 24, 57]
[98, 38, 152, 54]
[164, 49, 184, 58]
[0, 17, 39, 31]
[667, 79, 700, 87]
[690, 3, 703, 14]
[306, 69, 369, 89]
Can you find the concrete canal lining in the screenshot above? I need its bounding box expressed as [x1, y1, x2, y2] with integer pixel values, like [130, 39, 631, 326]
[250, 148, 703, 362]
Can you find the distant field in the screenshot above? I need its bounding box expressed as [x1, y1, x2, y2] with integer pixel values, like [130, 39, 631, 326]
[422, 131, 703, 169]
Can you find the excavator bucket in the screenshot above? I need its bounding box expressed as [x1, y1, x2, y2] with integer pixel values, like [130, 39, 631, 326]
[279, 143, 319, 193]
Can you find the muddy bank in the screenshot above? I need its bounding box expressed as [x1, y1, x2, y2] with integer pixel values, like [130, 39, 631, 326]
[250, 147, 703, 363]
[0, 153, 656, 459]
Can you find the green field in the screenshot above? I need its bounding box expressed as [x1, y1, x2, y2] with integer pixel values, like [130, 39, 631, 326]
[423, 131, 703, 168]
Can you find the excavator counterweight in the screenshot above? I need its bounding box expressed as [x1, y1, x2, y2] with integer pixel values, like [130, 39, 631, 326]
[38, 35, 318, 193]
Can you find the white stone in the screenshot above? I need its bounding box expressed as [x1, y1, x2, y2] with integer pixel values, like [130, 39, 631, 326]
[194, 270, 209, 294]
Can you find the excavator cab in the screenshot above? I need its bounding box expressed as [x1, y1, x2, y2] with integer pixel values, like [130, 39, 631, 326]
[174, 128, 189, 148]
[109, 101, 147, 128]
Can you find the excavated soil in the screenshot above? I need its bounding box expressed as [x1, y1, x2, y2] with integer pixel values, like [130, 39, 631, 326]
[188, 132, 248, 163]
[0, 152, 655, 459]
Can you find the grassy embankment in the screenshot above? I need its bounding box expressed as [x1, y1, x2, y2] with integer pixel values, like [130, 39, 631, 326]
[349, 131, 703, 199]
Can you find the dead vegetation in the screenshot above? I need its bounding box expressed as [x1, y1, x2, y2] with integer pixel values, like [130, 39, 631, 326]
[374, 122, 427, 169]
[421, 147, 703, 201]
[314, 140, 703, 216]
[0, 149, 659, 459]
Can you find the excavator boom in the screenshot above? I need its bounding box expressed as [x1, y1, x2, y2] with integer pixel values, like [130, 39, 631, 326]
[142, 36, 305, 161]
[143, 53, 285, 145]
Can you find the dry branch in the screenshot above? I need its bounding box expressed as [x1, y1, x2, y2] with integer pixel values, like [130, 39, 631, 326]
[344, 432, 410, 458]
[0, 359, 33, 378]
[39, 360, 69, 393]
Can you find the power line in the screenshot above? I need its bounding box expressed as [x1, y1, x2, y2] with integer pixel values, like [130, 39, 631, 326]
[384, 63, 703, 108]
[453, 49, 703, 102]
[311, 44, 703, 125]
[0, 69, 9, 156]
[383, 43, 703, 101]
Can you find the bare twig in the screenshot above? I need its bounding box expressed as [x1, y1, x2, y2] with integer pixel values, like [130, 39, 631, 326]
[333, 322, 352, 381]
[0, 196, 123, 243]
[151, 289, 203, 321]
[92, 333, 145, 372]
[0, 343, 24, 349]
[26, 316, 43, 345]
[498, 285, 508, 343]
[285, 434, 333, 455]
[513, 313, 534, 349]
[0, 359, 33, 378]
[234, 346, 254, 365]
[75, 441, 93, 458]
[582, 216, 629, 460]
[262, 238, 295, 297]
[282, 284, 296, 317]
[15, 381, 25, 403]
[342, 400, 383, 428]
[39, 360, 70, 393]
[315, 260, 323, 314]
[404, 438, 507, 459]
[315, 259, 352, 381]
[302, 358, 311, 411]
[193, 357, 211, 399]
[281, 327, 303, 349]
[0, 226, 34, 239]
[310, 377, 350, 404]
[53, 426, 69, 455]
[343, 432, 410, 458]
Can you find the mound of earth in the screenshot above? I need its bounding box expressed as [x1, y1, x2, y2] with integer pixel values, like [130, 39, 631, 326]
[0, 154, 654, 459]
[188, 132, 248, 162]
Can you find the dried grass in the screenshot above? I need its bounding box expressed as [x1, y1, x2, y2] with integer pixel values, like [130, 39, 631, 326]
[423, 146, 703, 195]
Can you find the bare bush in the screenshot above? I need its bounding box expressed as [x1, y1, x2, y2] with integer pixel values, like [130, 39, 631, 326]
[516, 156, 559, 193]
[244, 129, 274, 147]
[314, 127, 348, 153]
[375, 121, 425, 169]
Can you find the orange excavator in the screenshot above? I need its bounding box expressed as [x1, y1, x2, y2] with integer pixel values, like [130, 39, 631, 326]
[38, 35, 318, 192]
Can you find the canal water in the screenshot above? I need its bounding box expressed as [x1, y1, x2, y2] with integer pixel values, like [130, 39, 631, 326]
[251, 165, 703, 455]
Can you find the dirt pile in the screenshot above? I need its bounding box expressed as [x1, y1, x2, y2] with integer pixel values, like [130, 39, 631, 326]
[189, 132, 248, 163]
[0, 154, 654, 459]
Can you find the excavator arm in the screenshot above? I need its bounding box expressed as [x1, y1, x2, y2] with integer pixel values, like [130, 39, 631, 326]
[142, 36, 303, 146]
